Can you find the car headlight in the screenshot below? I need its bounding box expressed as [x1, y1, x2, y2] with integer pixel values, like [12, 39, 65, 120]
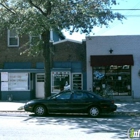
[26, 101, 33, 105]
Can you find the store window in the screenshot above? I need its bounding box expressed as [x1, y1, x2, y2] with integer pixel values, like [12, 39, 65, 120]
[72, 73, 83, 90]
[51, 71, 70, 93]
[1, 72, 30, 91]
[93, 65, 131, 96]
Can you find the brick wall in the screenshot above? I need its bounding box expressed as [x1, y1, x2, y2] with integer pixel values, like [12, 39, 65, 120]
[0, 29, 44, 68]
[53, 40, 86, 71]
[0, 30, 86, 70]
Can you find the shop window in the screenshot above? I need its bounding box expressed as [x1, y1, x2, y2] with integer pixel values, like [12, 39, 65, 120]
[72, 73, 83, 90]
[51, 71, 70, 93]
[93, 65, 131, 96]
[1, 72, 30, 91]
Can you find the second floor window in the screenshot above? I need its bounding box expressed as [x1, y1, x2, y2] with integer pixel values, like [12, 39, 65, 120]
[8, 30, 19, 47]
[30, 35, 41, 46]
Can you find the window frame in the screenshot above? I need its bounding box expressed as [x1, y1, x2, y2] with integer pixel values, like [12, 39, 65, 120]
[92, 65, 131, 96]
[72, 73, 83, 90]
[29, 35, 41, 46]
[51, 71, 71, 93]
[7, 30, 19, 47]
[1, 72, 30, 91]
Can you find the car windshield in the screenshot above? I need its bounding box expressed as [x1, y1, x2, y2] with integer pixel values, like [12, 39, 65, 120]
[47, 93, 59, 99]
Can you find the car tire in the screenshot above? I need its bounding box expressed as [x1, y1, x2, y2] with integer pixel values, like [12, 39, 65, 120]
[34, 105, 47, 116]
[88, 106, 100, 117]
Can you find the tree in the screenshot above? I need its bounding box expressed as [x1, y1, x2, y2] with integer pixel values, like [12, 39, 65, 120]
[0, 0, 124, 97]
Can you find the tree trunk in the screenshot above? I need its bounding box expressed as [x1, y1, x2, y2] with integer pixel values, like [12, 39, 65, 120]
[42, 30, 51, 98]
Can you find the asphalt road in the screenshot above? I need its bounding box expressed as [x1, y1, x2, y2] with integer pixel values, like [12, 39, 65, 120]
[0, 112, 140, 140]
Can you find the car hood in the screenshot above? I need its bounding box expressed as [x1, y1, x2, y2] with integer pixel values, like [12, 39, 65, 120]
[26, 98, 48, 104]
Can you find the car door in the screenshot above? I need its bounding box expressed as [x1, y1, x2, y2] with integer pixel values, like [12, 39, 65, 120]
[47, 91, 72, 113]
[70, 91, 92, 113]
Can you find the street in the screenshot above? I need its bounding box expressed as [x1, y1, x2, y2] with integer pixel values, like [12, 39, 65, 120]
[0, 112, 140, 140]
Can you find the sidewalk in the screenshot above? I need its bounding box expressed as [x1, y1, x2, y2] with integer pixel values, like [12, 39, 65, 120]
[0, 101, 25, 112]
[0, 101, 140, 115]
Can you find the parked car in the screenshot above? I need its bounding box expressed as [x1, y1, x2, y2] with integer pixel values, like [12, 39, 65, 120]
[24, 90, 117, 117]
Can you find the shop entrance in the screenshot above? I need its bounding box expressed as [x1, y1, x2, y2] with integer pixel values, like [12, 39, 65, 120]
[36, 73, 45, 98]
[51, 71, 70, 93]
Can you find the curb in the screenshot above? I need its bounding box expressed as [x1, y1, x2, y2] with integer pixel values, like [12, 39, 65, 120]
[110, 112, 140, 116]
[0, 110, 25, 113]
[0, 111, 140, 116]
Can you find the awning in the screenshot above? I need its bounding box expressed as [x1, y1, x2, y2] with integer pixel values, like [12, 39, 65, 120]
[0, 69, 44, 73]
[90, 55, 134, 66]
[0, 68, 71, 73]
[51, 68, 71, 71]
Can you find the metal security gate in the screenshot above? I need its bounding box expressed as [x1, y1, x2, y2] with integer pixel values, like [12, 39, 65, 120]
[36, 73, 45, 98]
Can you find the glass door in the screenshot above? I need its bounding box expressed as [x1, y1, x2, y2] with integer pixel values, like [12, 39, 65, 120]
[51, 71, 71, 93]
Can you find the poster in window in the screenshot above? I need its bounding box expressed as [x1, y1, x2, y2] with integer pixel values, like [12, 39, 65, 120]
[8, 73, 28, 91]
[1, 72, 8, 81]
[1, 82, 8, 91]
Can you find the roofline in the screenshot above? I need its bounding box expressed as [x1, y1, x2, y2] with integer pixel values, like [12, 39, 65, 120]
[86, 35, 140, 38]
[53, 39, 82, 45]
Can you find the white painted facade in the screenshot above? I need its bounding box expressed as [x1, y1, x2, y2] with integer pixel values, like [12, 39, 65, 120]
[86, 35, 140, 99]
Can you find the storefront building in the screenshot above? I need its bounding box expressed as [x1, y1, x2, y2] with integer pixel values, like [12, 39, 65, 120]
[0, 36, 86, 100]
[86, 35, 140, 99]
[51, 39, 86, 94]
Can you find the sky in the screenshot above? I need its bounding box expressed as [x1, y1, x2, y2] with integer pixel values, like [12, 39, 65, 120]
[63, 0, 140, 41]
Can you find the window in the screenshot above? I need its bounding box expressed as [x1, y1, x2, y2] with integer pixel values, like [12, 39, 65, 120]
[54, 91, 72, 100]
[51, 71, 70, 93]
[37, 74, 44, 82]
[1, 72, 30, 91]
[30, 35, 41, 46]
[73, 91, 89, 100]
[93, 65, 131, 96]
[72, 73, 83, 90]
[8, 30, 19, 47]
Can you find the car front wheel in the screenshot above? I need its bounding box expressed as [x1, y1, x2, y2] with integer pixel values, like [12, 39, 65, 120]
[34, 105, 47, 116]
[88, 106, 100, 117]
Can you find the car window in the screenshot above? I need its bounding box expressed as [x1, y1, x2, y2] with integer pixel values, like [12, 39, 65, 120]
[55, 91, 72, 100]
[72, 91, 89, 100]
[87, 91, 103, 99]
[87, 93, 95, 99]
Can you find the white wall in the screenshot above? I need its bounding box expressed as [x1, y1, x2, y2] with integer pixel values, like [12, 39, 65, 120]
[86, 35, 140, 98]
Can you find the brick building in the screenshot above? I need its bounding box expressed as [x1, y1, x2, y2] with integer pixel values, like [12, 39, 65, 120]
[0, 29, 86, 101]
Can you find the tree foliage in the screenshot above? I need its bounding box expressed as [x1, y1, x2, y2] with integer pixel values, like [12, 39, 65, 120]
[0, 0, 124, 97]
[0, 0, 124, 34]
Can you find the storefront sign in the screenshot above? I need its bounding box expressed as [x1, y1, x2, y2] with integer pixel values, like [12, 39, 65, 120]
[52, 72, 69, 79]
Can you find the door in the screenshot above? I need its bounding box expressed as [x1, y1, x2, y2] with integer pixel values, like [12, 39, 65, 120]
[70, 91, 91, 113]
[36, 73, 45, 98]
[47, 91, 72, 113]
